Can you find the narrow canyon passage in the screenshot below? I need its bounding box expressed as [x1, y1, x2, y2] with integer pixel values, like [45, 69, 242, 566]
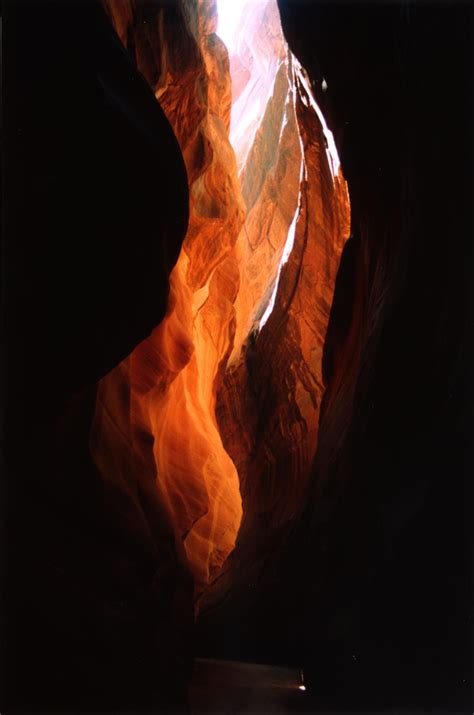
[94, 0, 350, 599]
[5, 0, 472, 710]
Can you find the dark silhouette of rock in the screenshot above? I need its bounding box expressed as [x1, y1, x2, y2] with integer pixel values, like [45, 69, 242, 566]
[4, 0, 191, 710]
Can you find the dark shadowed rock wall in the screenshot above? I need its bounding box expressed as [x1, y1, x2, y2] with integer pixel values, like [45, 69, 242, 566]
[198, 1, 473, 710]
[3, 1, 192, 710]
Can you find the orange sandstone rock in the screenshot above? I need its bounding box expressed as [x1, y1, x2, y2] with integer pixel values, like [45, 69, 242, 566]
[96, 0, 350, 599]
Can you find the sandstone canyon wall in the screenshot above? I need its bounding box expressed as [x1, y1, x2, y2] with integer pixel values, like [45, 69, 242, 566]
[97, 0, 350, 600]
[196, 1, 472, 709]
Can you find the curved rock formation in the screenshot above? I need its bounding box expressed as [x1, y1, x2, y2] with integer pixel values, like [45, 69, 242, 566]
[96, 0, 350, 598]
[4, 1, 192, 709]
[98, 0, 246, 592]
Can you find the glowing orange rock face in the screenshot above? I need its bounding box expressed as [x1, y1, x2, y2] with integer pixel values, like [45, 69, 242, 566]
[95, 0, 350, 595]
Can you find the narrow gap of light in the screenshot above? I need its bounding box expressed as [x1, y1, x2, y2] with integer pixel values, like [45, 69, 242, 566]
[257, 56, 305, 332]
[216, 0, 265, 56]
[215, 0, 246, 54]
[216, 0, 342, 331]
[235, 58, 286, 176]
[278, 59, 292, 142]
[293, 56, 340, 180]
[258, 190, 300, 329]
[216, 0, 282, 174]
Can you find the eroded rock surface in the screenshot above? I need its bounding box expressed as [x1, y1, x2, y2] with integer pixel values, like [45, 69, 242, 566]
[97, 0, 349, 597]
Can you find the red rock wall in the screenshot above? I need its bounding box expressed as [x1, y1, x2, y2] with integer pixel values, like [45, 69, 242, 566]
[96, 0, 350, 599]
[201, 64, 350, 614]
[97, 0, 245, 593]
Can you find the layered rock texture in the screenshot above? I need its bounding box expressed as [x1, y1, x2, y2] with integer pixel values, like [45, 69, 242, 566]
[200, 2, 473, 711]
[97, 0, 350, 597]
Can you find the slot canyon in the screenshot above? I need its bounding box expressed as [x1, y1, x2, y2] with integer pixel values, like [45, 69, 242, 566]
[92, 0, 350, 602]
[3, 0, 473, 713]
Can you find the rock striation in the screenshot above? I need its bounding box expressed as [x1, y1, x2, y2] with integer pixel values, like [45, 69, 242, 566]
[96, 0, 349, 599]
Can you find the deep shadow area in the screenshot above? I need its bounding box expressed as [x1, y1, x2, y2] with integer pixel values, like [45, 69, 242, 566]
[3, 0, 191, 711]
[198, 0, 473, 709]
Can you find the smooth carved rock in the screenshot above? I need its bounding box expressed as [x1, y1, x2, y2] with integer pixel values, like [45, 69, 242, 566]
[97, 0, 350, 599]
[98, 0, 245, 592]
